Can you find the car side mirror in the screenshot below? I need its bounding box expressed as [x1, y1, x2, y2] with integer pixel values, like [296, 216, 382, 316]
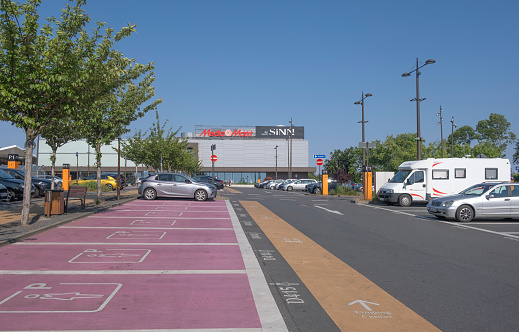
[185, 180, 191, 184]
[486, 194, 494, 200]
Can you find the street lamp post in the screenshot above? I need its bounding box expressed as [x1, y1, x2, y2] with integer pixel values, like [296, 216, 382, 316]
[211, 144, 216, 186]
[402, 58, 436, 160]
[274, 145, 279, 180]
[117, 137, 121, 200]
[436, 106, 444, 158]
[288, 118, 293, 178]
[75, 152, 79, 185]
[354, 92, 372, 168]
[450, 116, 458, 157]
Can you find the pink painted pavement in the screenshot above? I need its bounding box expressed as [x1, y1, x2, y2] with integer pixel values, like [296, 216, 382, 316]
[71, 216, 232, 228]
[0, 274, 261, 331]
[0, 244, 245, 271]
[21, 227, 238, 244]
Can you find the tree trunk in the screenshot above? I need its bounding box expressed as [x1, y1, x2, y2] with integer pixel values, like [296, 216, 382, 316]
[50, 148, 57, 190]
[21, 131, 35, 225]
[96, 143, 102, 204]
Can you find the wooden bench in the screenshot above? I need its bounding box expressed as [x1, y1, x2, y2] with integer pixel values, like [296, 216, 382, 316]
[65, 186, 88, 213]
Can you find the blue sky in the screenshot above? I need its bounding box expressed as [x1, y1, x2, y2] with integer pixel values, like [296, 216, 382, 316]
[2, 0, 518, 167]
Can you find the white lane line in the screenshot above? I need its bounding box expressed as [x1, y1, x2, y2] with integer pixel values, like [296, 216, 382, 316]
[14, 242, 239, 246]
[0, 270, 246, 275]
[226, 200, 288, 331]
[61, 227, 234, 230]
[363, 204, 418, 217]
[85, 216, 230, 220]
[314, 205, 343, 215]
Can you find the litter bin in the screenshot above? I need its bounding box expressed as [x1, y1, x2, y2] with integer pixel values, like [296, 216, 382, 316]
[44, 190, 64, 217]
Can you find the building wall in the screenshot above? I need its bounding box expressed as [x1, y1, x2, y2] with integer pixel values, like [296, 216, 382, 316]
[193, 139, 308, 168]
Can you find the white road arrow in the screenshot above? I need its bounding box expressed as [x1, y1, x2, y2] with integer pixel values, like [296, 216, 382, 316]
[348, 300, 380, 311]
[314, 205, 343, 215]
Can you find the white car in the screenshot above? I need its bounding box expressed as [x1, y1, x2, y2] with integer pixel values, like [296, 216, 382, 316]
[280, 179, 317, 191]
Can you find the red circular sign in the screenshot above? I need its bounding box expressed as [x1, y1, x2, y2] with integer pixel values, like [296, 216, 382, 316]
[316, 158, 323, 166]
[210, 155, 218, 162]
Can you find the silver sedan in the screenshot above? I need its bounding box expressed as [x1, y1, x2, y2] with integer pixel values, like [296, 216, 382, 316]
[427, 181, 519, 222]
[138, 173, 217, 201]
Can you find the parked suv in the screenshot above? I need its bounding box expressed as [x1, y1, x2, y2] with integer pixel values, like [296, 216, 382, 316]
[139, 173, 217, 201]
[0, 169, 35, 200]
[0, 167, 51, 197]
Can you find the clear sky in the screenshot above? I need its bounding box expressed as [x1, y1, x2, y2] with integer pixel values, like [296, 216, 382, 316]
[2, 0, 518, 167]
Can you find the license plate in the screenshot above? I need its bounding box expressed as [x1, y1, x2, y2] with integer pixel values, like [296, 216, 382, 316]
[429, 208, 437, 213]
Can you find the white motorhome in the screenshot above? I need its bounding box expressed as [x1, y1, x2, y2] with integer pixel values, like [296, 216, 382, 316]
[377, 158, 511, 207]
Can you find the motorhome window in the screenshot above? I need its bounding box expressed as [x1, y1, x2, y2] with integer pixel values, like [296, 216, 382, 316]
[485, 168, 498, 180]
[408, 171, 424, 184]
[455, 168, 466, 178]
[389, 170, 411, 183]
[432, 169, 449, 179]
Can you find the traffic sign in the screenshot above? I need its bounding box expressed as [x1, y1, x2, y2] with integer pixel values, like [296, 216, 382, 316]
[210, 155, 218, 162]
[313, 154, 326, 159]
[316, 158, 324, 166]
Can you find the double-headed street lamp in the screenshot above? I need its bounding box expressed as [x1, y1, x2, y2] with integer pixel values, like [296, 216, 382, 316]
[402, 58, 436, 160]
[354, 92, 372, 168]
[274, 145, 279, 180]
[436, 106, 444, 158]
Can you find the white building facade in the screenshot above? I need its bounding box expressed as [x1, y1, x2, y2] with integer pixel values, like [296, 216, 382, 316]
[37, 124, 315, 184]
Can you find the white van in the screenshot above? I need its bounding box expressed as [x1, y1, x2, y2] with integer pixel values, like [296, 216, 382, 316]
[377, 158, 511, 206]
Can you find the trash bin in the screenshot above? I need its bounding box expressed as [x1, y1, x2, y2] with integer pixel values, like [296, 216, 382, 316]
[44, 190, 64, 217]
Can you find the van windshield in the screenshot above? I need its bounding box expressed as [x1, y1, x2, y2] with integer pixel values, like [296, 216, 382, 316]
[389, 170, 411, 183]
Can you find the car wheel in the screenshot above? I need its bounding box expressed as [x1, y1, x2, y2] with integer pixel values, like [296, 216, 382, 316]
[287, 186, 293, 191]
[7, 189, 16, 201]
[105, 184, 114, 190]
[314, 187, 321, 194]
[398, 194, 412, 207]
[194, 189, 208, 201]
[455, 205, 474, 222]
[143, 188, 157, 200]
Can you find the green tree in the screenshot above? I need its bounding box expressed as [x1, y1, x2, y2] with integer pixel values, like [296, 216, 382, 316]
[323, 147, 361, 182]
[81, 69, 162, 201]
[514, 140, 519, 165]
[475, 113, 516, 157]
[0, 0, 120, 224]
[450, 125, 477, 146]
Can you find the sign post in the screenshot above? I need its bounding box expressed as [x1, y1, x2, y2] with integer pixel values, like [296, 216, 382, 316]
[62, 164, 70, 191]
[323, 170, 328, 195]
[7, 154, 19, 169]
[210, 144, 216, 186]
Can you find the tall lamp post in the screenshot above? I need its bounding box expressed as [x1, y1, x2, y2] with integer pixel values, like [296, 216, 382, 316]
[274, 145, 279, 180]
[354, 92, 372, 168]
[436, 106, 444, 158]
[402, 58, 436, 160]
[288, 118, 293, 178]
[450, 116, 458, 157]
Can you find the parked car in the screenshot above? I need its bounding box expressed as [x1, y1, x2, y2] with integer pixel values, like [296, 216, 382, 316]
[0, 167, 52, 197]
[0, 183, 9, 201]
[102, 172, 126, 189]
[138, 173, 217, 201]
[42, 175, 63, 188]
[255, 180, 270, 189]
[280, 179, 317, 191]
[71, 174, 118, 190]
[193, 175, 224, 190]
[0, 169, 35, 200]
[305, 181, 342, 194]
[426, 181, 519, 222]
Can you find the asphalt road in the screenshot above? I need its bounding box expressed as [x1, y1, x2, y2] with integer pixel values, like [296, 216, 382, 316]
[226, 187, 519, 332]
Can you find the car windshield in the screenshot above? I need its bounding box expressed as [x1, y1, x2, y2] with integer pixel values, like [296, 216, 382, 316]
[389, 170, 411, 183]
[459, 184, 495, 196]
[0, 169, 14, 179]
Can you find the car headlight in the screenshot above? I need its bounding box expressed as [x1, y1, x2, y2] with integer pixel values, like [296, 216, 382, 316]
[442, 200, 454, 208]
[385, 189, 393, 194]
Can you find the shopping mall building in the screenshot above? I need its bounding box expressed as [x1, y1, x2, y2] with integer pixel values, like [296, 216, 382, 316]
[37, 125, 315, 184]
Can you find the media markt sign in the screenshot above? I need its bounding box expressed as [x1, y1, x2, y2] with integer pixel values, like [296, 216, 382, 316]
[199, 128, 254, 138]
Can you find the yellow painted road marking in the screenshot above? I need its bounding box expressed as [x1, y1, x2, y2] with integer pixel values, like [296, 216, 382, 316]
[225, 187, 242, 194]
[241, 201, 440, 332]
